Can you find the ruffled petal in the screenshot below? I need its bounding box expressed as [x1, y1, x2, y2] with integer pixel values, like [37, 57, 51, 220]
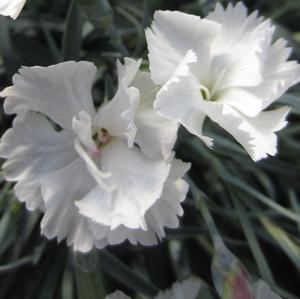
[94, 59, 140, 148]
[143, 158, 190, 239]
[146, 10, 220, 85]
[117, 57, 141, 87]
[1, 61, 97, 131]
[155, 277, 202, 299]
[0, 0, 26, 19]
[133, 71, 179, 159]
[206, 2, 273, 89]
[247, 38, 300, 109]
[40, 158, 96, 252]
[89, 158, 190, 248]
[0, 112, 77, 211]
[104, 277, 201, 299]
[105, 291, 131, 299]
[76, 139, 170, 230]
[154, 72, 212, 147]
[201, 102, 290, 161]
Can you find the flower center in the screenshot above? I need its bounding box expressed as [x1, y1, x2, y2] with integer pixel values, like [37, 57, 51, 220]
[200, 85, 211, 101]
[93, 128, 111, 148]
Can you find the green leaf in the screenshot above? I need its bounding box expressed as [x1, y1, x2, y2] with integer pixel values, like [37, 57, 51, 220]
[0, 18, 21, 78]
[98, 250, 160, 296]
[222, 171, 300, 223]
[0, 255, 34, 273]
[74, 0, 113, 29]
[230, 190, 275, 286]
[261, 218, 300, 270]
[61, 1, 83, 61]
[74, 252, 106, 299]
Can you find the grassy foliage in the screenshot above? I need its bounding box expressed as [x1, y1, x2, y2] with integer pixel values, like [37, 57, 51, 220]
[0, 0, 300, 298]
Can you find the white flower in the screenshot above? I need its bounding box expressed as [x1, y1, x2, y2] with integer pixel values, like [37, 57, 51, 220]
[105, 277, 202, 299]
[146, 2, 300, 161]
[0, 0, 26, 19]
[0, 58, 189, 252]
[254, 280, 281, 299]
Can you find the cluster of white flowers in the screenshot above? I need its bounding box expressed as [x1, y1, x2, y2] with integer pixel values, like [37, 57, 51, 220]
[0, 2, 299, 254]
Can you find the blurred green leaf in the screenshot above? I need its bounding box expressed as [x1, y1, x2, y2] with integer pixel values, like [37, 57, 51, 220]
[75, 0, 113, 29]
[231, 190, 275, 287]
[61, 1, 83, 61]
[98, 250, 160, 296]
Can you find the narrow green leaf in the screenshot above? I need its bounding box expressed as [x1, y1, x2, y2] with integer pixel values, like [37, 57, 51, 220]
[242, 198, 300, 272]
[98, 250, 160, 296]
[261, 218, 300, 270]
[61, 1, 83, 61]
[38, 250, 66, 299]
[0, 208, 11, 255]
[0, 18, 20, 78]
[289, 189, 300, 235]
[75, 0, 113, 29]
[0, 256, 34, 273]
[62, 266, 74, 299]
[222, 172, 300, 223]
[230, 190, 275, 286]
[75, 265, 106, 299]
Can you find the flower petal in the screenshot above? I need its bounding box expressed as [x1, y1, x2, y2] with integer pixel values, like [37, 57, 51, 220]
[0, 112, 76, 211]
[144, 158, 190, 238]
[133, 71, 179, 159]
[154, 73, 213, 147]
[155, 277, 202, 299]
[94, 59, 140, 148]
[206, 2, 273, 89]
[76, 139, 170, 230]
[217, 87, 263, 117]
[105, 291, 131, 299]
[202, 102, 290, 161]
[72, 111, 98, 152]
[74, 138, 111, 190]
[1, 61, 97, 131]
[146, 10, 220, 85]
[0, 0, 26, 19]
[247, 38, 300, 109]
[89, 158, 190, 248]
[117, 57, 141, 87]
[40, 158, 96, 252]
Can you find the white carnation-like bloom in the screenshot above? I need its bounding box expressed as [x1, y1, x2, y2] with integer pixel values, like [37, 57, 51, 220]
[146, 2, 300, 161]
[0, 0, 26, 19]
[105, 277, 201, 299]
[0, 58, 189, 252]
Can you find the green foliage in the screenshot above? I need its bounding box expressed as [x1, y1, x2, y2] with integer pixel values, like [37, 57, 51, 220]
[0, 0, 300, 298]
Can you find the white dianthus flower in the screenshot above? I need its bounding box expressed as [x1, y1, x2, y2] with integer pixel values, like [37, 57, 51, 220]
[0, 58, 188, 252]
[146, 2, 300, 161]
